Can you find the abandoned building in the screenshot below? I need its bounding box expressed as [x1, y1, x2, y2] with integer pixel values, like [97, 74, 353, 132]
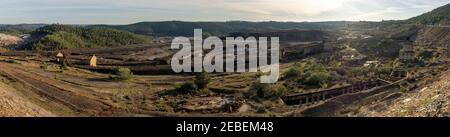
[56, 52, 64, 62]
[90, 55, 97, 67]
[399, 44, 415, 61]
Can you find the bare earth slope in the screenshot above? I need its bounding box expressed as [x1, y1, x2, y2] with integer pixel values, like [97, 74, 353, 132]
[0, 82, 53, 117]
[366, 70, 450, 117]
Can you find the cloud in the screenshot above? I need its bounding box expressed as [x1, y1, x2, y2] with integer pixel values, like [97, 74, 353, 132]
[0, 0, 448, 24]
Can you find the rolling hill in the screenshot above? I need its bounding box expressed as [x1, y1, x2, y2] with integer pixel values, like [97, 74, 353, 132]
[23, 24, 152, 50]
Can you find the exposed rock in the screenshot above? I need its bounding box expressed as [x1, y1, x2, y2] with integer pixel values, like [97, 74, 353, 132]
[0, 33, 22, 47]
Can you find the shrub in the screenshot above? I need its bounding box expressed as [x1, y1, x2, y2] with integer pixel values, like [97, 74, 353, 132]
[116, 67, 133, 81]
[283, 67, 302, 79]
[297, 71, 330, 88]
[174, 71, 211, 95]
[284, 59, 331, 89]
[194, 71, 210, 89]
[249, 82, 289, 100]
[175, 82, 197, 94]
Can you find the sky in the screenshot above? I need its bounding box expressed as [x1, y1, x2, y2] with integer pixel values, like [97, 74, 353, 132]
[0, 0, 449, 24]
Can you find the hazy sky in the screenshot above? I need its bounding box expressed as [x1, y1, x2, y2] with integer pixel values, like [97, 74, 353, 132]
[0, 0, 449, 24]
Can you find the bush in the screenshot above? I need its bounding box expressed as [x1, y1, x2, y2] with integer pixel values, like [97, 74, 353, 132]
[283, 67, 302, 79]
[284, 59, 331, 89]
[194, 71, 210, 89]
[297, 71, 330, 88]
[174, 71, 211, 95]
[175, 82, 197, 94]
[116, 67, 133, 81]
[249, 82, 289, 100]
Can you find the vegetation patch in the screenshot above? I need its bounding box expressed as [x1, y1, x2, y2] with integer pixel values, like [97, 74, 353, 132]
[25, 24, 152, 50]
[283, 59, 331, 89]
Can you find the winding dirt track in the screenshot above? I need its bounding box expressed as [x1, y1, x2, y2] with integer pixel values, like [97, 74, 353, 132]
[0, 62, 114, 116]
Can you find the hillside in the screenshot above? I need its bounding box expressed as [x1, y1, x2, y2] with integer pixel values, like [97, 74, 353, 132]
[408, 3, 450, 25]
[24, 24, 152, 50]
[95, 21, 351, 36]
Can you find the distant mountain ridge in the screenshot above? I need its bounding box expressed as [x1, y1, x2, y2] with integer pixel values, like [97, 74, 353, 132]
[92, 21, 352, 36]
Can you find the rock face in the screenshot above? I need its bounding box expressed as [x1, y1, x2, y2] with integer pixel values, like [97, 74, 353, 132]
[0, 33, 22, 47]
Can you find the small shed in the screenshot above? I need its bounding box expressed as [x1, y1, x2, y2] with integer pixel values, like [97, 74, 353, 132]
[90, 55, 97, 67]
[56, 52, 64, 62]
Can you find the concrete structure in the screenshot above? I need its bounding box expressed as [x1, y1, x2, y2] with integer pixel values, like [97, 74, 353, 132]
[89, 55, 97, 67]
[282, 79, 390, 105]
